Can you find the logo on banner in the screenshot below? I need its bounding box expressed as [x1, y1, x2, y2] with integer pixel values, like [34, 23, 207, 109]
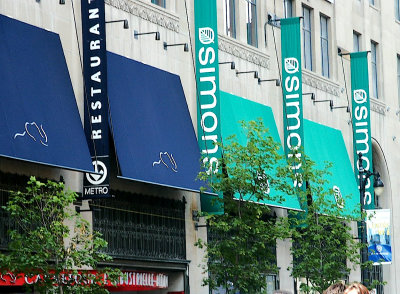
[284, 58, 299, 73]
[354, 89, 367, 104]
[199, 27, 215, 44]
[333, 185, 344, 208]
[86, 160, 108, 185]
[14, 122, 48, 146]
[152, 152, 178, 173]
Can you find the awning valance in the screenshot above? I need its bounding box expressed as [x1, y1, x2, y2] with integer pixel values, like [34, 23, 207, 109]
[304, 119, 360, 216]
[107, 52, 202, 192]
[0, 15, 93, 173]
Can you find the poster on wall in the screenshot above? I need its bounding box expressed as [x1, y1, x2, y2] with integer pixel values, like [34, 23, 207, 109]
[366, 209, 391, 264]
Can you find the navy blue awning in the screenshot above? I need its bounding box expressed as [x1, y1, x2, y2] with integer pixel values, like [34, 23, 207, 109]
[107, 52, 202, 192]
[0, 15, 94, 173]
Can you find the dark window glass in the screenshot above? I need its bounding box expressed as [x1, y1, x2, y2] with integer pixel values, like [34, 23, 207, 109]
[320, 15, 329, 78]
[246, 0, 258, 47]
[224, 0, 236, 38]
[303, 6, 312, 70]
[284, 0, 293, 18]
[353, 31, 360, 52]
[151, 0, 165, 8]
[371, 41, 379, 98]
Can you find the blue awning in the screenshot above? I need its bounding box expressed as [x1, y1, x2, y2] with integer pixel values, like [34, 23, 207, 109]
[0, 15, 94, 173]
[107, 52, 202, 192]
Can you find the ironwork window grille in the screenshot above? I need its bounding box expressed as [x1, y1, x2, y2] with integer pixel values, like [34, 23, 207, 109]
[223, 0, 236, 38]
[353, 31, 360, 52]
[93, 191, 186, 262]
[371, 41, 379, 98]
[0, 172, 31, 250]
[302, 6, 313, 71]
[320, 15, 330, 78]
[151, 0, 165, 8]
[246, 0, 258, 47]
[284, 0, 293, 18]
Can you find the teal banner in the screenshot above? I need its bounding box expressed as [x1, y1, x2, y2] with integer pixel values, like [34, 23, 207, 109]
[194, 0, 223, 213]
[281, 18, 304, 190]
[350, 52, 374, 209]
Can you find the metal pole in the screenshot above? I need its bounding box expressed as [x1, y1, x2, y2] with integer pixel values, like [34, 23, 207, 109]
[358, 152, 369, 286]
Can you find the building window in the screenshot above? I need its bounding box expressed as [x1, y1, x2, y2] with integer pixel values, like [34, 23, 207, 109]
[246, 0, 258, 47]
[302, 6, 313, 70]
[223, 0, 236, 38]
[151, 0, 165, 8]
[396, 0, 400, 20]
[320, 15, 330, 78]
[369, 0, 375, 5]
[371, 41, 378, 98]
[353, 31, 360, 52]
[284, 0, 293, 18]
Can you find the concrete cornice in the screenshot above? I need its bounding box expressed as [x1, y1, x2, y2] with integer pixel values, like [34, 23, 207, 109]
[302, 69, 341, 97]
[370, 98, 387, 116]
[105, 0, 180, 32]
[218, 35, 270, 69]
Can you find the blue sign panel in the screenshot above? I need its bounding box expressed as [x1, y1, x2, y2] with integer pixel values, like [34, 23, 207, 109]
[107, 52, 202, 192]
[81, 0, 110, 197]
[0, 14, 93, 173]
[367, 209, 392, 264]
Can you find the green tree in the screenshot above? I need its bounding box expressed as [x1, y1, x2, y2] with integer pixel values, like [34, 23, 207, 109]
[287, 156, 366, 294]
[196, 120, 295, 294]
[0, 177, 119, 293]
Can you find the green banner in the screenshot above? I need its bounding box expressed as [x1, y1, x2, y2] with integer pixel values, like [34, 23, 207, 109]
[194, 0, 222, 213]
[281, 18, 304, 190]
[350, 52, 374, 209]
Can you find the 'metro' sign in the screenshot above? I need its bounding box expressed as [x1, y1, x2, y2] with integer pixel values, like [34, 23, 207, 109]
[81, 0, 110, 198]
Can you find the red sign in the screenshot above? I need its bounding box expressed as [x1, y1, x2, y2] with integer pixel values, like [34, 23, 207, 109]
[0, 270, 168, 291]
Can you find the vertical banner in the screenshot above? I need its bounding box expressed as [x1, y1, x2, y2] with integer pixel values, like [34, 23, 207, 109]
[350, 52, 374, 209]
[194, 0, 223, 213]
[81, 0, 110, 198]
[281, 18, 304, 190]
[366, 209, 391, 264]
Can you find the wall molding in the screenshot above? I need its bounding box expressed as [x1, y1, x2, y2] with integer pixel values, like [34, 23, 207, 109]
[302, 70, 341, 96]
[105, 0, 180, 32]
[370, 98, 386, 116]
[218, 35, 270, 69]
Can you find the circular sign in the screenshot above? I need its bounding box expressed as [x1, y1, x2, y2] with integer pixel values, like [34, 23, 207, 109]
[86, 160, 107, 185]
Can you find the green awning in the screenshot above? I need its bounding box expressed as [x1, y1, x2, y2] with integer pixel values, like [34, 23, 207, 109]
[304, 119, 360, 217]
[200, 92, 302, 211]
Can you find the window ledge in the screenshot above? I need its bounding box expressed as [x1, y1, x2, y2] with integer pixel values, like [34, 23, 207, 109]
[369, 4, 380, 12]
[395, 19, 400, 25]
[105, 0, 180, 32]
[302, 69, 341, 97]
[218, 34, 270, 69]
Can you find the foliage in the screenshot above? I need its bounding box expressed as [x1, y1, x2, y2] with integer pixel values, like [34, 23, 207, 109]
[287, 154, 365, 294]
[0, 177, 120, 293]
[196, 120, 295, 294]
